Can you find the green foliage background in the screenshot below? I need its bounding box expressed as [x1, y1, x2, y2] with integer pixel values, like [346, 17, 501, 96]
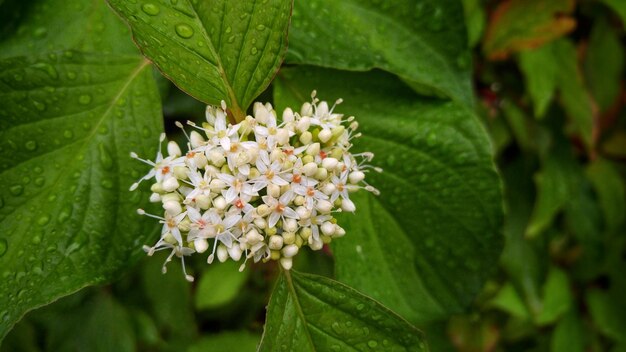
[0, 0, 624, 351]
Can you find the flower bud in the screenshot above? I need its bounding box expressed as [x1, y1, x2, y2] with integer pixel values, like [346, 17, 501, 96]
[213, 196, 227, 210]
[257, 204, 271, 217]
[282, 231, 296, 244]
[316, 199, 333, 213]
[341, 198, 356, 212]
[306, 143, 320, 156]
[299, 131, 313, 144]
[296, 206, 311, 219]
[282, 244, 299, 258]
[190, 131, 205, 148]
[217, 245, 229, 262]
[173, 166, 188, 179]
[149, 193, 161, 202]
[162, 177, 179, 192]
[284, 218, 298, 232]
[167, 141, 182, 157]
[300, 103, 313, 117]
[254, 217, 267, 229]
[163, 200, 182, 216]
[228, 245, 242, 261]
[269, 235, 284, 250]
[196, 194, 211, 209]
[267, 184, 281, 198]
[322, 157, 338, 170]
[321, 183, 336, 195]
[321, 221, 336, 236]
[276, 129, 290, 145]
[303, 162, 318, 177]
[318, 129, 332, 143]
[280, 257, 293, 270]
[349, 171, 365, 184]
[283, 107, 294, 122]
[315, 167, 328, 180]
[194, 238, 209, 253]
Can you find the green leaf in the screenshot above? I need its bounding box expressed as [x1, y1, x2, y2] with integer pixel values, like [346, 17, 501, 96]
[587, 289, 626, 343]
[535, 267, 572, 326]
[489, 283, 531, 319]
[195, 261, 249, 310]
[586, 159, 626, 234]
[461, 0, 487, 48]
[550, 310, 585, 352]
[274, 67, 503, 324]
[584, 19, 624, 112]
[106, 0, 292, 120]
[188, 331, 260, 352]
[286, 0, 474, 106]
[518, 45, 558, 118]
[0, 51, 162, 339]
[258, 270, 428, 352]
[483, 0, 575, 60]
[552, 39, 595, 148]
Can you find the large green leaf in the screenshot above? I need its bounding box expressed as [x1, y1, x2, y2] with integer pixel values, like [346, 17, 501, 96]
[0, 0, 163, 339]
[274, 67, 503, 324]
[0, 51, 161, 338]
[107, 0, 292, 120]
[286, 0, 473, 106]
[258, 270, 427, 352]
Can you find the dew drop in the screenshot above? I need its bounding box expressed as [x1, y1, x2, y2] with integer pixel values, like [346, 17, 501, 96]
[34, 27, 48, 38]
[101, 179, 114, 189]
[67, 71, 77, 80]
[367, 340, 378, 348]
[0, 239, 7, 257]
[32, 236, 41, 244]
[37, 215, 50, 225]
[141, 3, 160, 15]
[78, 94, 92, 105]
[175, 24, 194, 38]
[98, 143, 113, 170]
[225, 26, 232, 33]
[24, 140, 37, 151]
[58, 208, 71, 223]
[34, 177, 45, 187]
[356, 303, 365, 311]
[251, 47, 258, 55]
[256, 24, 265, 31]
[63, 130, 73, 139]
[10, 185, 23, 196]
[33, 101, 46, 111]
[32, 62, 58, 79]
[331, 321, 341, 333]
[227, 35, 235, 43]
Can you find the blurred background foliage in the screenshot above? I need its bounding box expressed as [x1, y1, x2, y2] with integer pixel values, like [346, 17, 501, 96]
[1, 0, 625, 351]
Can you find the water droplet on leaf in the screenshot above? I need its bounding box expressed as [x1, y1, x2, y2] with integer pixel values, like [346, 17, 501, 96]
[141, 3, 160, 15]
[175, 24, 194, 38]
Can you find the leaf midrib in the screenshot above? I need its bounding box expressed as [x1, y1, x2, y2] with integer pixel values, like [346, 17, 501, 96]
[283, 270, 318, 352]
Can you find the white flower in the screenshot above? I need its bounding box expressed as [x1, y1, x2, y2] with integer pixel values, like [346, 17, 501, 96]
[129, 134, 185, 190]
[293, 178, 327, 209]
[218, 173, 257, 203]
[252, 151, 289, 190]
[262, 190, 299, 228]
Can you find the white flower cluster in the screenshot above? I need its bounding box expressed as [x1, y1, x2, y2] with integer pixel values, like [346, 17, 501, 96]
[130, 92, 380, 281]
